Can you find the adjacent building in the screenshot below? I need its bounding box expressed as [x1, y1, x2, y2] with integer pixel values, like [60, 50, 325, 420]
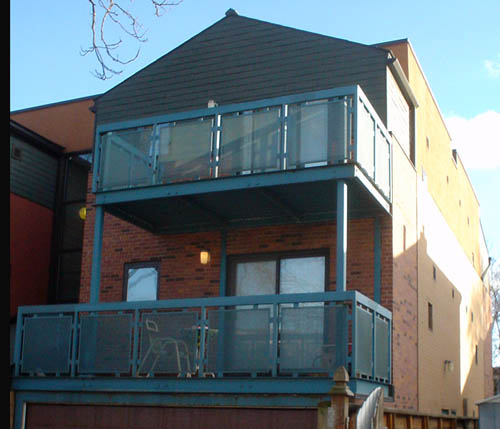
[11, 10, 492, 428]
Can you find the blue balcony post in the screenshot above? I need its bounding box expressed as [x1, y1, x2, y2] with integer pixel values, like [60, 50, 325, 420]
[374, 217, 381, 304]
[336, 180, 347, 292]
[219, 229, 227, 297]
[90, 205, 104, 304]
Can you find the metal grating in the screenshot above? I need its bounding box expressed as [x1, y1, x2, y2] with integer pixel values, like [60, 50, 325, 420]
[138, 311, 199, 375]
[280, 305, 345, 373]
[78, 313, 133, 374]
[375, 316, 390, 381]
[22, 316, 73, 375]
[206, 308, 272, 374]
[355, 306, 373, 378]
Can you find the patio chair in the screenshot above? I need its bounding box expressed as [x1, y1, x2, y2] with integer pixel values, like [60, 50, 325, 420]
[138, 319, 191, 376]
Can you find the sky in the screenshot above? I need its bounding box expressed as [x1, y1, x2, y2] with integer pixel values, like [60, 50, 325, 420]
[10, 0, 499, 261]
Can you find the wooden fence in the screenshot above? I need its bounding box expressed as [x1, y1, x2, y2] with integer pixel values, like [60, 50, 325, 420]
[383, 409, 478, 429]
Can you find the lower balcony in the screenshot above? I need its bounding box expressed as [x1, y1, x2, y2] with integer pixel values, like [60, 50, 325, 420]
[13, 290, 391, 398]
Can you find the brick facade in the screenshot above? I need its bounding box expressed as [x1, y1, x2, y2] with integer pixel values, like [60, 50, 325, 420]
[80, 174, 392, 306]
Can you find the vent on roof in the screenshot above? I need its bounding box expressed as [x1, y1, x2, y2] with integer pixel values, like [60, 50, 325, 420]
[225, 8, 238, 17]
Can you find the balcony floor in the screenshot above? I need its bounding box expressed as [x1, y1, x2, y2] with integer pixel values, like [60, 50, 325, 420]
[98, 164, 390, 234]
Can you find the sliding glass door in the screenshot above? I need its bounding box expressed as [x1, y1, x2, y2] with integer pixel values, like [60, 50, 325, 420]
[220, 251, 331, 374]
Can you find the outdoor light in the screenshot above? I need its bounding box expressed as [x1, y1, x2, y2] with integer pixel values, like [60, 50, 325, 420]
[79, 207, 87, 220]
[200, 250, 211, 265]
[444, 360, 454, 372]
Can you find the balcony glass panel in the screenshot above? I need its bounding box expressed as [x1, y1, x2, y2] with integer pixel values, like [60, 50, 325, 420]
[94, 86, 392, 202]
[287, 98, 349, 168]
[157, 117, 213, 183]
[357, 104, 375, 179]
[100, 127, 154, 190]
[375, 126, 391, 198]
[219, 107, 281, 176]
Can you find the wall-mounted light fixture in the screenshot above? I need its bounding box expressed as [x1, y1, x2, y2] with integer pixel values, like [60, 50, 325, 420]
[79, 207, 87, 220]
[444, 359, 454, 372]
[200, 250, 211, 265]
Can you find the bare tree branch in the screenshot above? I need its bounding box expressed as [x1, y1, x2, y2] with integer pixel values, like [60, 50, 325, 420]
[82, 0, 183, 80]
[489, 259, 500, 364]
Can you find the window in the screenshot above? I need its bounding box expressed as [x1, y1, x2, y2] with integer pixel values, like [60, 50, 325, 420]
[432, 265, 437, 280]
[123, 262, 159, 302]
[228, 250, 328, 297]
[225, 250, 329, 372]
[428, 302, 433, 331]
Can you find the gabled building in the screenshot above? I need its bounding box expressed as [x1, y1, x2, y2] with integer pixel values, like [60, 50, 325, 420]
[11, 10, 492, 428]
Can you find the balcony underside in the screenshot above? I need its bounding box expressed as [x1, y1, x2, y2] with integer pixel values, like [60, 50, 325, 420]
[97, 163, 390, 234]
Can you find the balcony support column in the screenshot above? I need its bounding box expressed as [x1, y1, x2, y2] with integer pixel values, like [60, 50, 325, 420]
[90, 205, 104, 304]
[374, 217, 381, 304]
[336, 180, 347, 292]
[219, 229, 227, 296]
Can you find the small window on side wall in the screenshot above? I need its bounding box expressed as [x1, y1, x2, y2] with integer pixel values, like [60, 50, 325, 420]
[124, 262, 159, 302]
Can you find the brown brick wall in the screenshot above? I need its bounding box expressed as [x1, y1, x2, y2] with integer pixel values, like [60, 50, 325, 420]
[80, 205, 391, 304]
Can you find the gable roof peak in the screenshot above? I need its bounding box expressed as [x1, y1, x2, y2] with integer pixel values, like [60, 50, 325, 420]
[225, 8, 239, 17]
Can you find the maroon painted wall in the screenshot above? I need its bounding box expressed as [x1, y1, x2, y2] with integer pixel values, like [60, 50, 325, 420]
[26, 404, 317, 429]
[10, 193, 54, 318]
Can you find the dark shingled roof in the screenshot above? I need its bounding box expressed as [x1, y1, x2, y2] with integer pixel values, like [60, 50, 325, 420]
[95, 11, 391, 125]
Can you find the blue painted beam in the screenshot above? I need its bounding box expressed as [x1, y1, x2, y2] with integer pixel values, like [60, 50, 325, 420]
[12, 376, 390, 397]
[89, 205, 104, 304]
[95, 164, 356, 206]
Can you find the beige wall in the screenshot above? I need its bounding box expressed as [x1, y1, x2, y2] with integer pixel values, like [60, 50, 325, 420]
[11, 96, 96, 153]
[384, 40, 492, 416]
[418, 180, 490, 416]
[385, 42, 481, 277]
[391, 134, 419, 410]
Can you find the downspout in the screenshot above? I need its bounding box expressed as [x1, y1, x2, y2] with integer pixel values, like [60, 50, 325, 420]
[481, 257, 493, 282]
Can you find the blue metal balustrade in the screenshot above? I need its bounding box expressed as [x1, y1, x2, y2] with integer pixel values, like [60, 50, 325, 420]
[13, 291, 391, 387]
[93, 85, 392, 202]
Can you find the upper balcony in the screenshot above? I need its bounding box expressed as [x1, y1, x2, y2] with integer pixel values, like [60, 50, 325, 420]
[92, 86, 392, 233]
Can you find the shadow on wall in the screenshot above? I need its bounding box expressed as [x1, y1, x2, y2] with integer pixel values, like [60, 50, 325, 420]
[413, 229, 491, 417]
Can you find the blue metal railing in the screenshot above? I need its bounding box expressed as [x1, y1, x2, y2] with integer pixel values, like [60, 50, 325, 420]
[93, 85, 392, 201]
[13, 291, 391, 384]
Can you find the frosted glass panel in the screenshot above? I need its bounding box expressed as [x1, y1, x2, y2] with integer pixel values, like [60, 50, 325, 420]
[287, 99, 348, 167]
[357, 104, 375, 179]
[100, 127, 154, 190]
[280, 256, 325, 294]
[375, 127, 390, 197]
[158, 117, 213, 183]
[287, 102, 327, 167]
[235, 261, 276, 296]
[220, 107, 281, 175]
